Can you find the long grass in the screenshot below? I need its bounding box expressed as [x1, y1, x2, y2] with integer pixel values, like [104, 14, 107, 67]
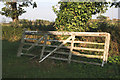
[2, 40, 120, 78]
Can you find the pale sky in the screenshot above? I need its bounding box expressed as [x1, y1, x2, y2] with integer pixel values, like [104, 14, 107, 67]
[0, 0, 119, 23]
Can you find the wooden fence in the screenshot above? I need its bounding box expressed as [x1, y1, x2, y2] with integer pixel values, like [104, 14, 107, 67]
[17, 29, 110, 67]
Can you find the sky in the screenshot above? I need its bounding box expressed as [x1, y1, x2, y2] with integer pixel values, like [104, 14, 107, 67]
[0, 0, 120, 23]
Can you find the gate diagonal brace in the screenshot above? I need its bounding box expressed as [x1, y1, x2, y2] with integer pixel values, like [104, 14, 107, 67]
[29, 34, 48, 60]
[26, 35, 45, 52]
[39, 36, 73, 63]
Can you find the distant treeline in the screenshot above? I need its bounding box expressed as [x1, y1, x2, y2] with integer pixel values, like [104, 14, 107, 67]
[2, 19, 55, 31]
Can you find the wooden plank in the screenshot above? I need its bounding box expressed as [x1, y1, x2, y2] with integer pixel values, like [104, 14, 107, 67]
[24, 43, 71, 49]
[40, 34, 47, 59]
[72, 60, 101, 66]
[44, 50, 69, 55]
[21, 53, 36, 57]
[68, 35, 75, 63]
[24, 43, 60, 48]
[25, 31, 107, 37]
[25, 31, 38, 33]
[47, 40, 104, 45]
[24, 38, 38, 40]
[47, 40, 71, 42]
[45, 56, 101, 66]
[24, 43, 36, 45]
[46, 56, 68, 61]
[23, 43, 104, 52]
[39, 36, 73, 63]
[22, 48, 28, 50]
[17, 28, 27, 57]
[72, 51, 103, 59]
[73, 47, 104, 52]
[44, 50, 103, 59]
[74, 41, 104, 45]
[27, 36, 44, 51]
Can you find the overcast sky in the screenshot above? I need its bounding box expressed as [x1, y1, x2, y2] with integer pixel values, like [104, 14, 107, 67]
[0, 0, 119, 23]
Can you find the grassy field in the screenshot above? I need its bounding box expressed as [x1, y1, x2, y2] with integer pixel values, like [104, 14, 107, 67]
[2, 40, 120, 78]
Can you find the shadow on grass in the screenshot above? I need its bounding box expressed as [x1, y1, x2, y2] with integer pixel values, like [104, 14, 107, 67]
[2, 40, 120, 78]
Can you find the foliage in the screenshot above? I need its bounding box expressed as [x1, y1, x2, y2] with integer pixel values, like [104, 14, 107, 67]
[53, 2, 109, 32]
[2, 26, 23, 42]
[110, 1, 120, 8]
[2, 20, 120, 65]
[18, 19, 55, 31]
[108, 55, 120, 64]
[0, 1, 37, 22]
[2, 19, 55, 41]
[53, 1, 120, 32]
[87, 20, 120, 57]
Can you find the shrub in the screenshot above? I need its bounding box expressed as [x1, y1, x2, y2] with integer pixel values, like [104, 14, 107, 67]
[108, 55, 120, 64]
[87, 20, 120, 60]
[2, 26, 23, 42]
[2, 19, 55, 42]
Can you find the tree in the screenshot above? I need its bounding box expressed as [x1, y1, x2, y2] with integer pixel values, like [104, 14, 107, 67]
[53, 2, 108, 32]
[53, 1, 120, 32]
[0, 1, 37, 22]
[110, 0, 120, 7]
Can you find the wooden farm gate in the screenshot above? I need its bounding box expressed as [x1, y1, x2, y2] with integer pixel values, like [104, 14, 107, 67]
[17, 29, 110, 67]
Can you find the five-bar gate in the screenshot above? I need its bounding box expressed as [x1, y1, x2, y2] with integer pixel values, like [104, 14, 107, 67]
[17, 29, 110, 67]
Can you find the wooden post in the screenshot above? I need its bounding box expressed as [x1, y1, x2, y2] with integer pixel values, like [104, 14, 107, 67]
[17, 28, 27, 57]
[68, 35, 75, 63]
[105, 33, 110, 63]
[102, 33, 110, 66]
[102, 43, 106, 66]
[40, 34, 47, 59]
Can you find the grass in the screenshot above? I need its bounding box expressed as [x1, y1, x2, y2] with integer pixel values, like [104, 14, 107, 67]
[2, 40, 120, 78]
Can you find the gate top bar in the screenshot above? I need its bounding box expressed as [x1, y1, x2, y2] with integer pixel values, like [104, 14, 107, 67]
[25, 31, 110, 37]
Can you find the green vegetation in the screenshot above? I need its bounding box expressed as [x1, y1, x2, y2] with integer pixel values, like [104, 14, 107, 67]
[2, 19, 120, 78]
[2, 40, 120, 78]
[2, 19, 55, 42]
[53, 2, 108, 32]
[52, 1, 120, 32]
[2, 19, 120, 59]
[1, 1, 120, 78]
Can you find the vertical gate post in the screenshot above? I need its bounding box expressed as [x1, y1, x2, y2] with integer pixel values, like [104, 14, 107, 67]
[68, 35, 75, 63]
[102, 33, 110, 66]
[102, 37, 107, 67]
[105, 33, 110, 63]
[17, 28, 27, 57]
[40, 34, 47, 59]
